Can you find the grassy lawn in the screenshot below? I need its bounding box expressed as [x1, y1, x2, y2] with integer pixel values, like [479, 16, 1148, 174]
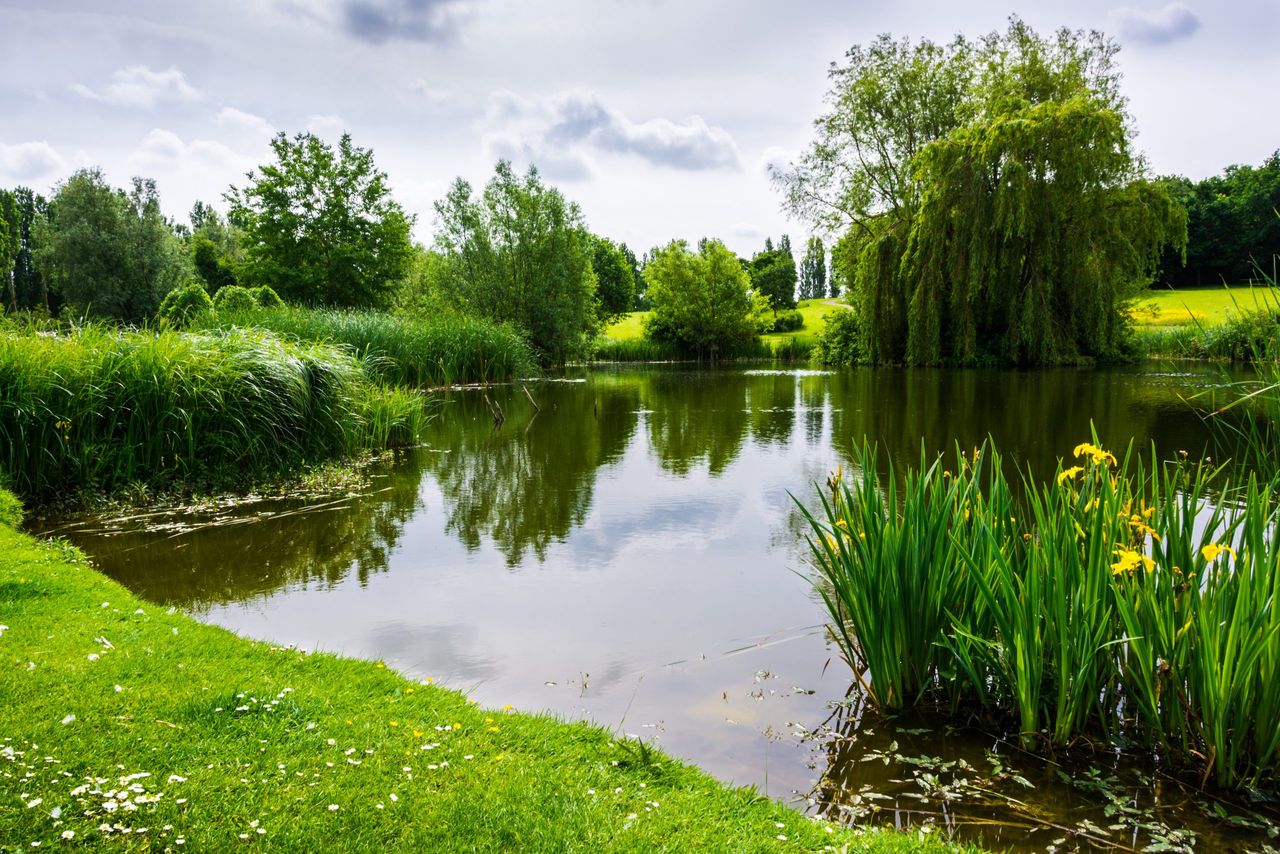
[0, 493, 976, 853]
[604, 299, 849, 348]
[1130, 285, 1278, 327]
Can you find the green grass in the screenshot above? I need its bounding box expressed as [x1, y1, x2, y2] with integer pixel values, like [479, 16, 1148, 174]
[1130, 285, 1278, 328]
[0, 496, 977, 853]
[0, 323, 426, 502]
[799, 439, 1280, 789]
[598, 300, 843, 362]
[201, 306, 537, 388]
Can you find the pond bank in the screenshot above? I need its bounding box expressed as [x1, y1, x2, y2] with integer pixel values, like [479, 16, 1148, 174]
[0, 491, 975, 853]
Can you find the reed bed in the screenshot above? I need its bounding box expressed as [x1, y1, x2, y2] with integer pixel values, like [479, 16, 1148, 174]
[0, 324, 427, 499]
[799, 440, 1280, 789]
[202, 306, 535, 387]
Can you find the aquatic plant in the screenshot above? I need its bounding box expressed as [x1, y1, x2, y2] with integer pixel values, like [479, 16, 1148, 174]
[201, 306, 535, 387]
[799, 438, 1280, 788]
[0, 324, 427, 500]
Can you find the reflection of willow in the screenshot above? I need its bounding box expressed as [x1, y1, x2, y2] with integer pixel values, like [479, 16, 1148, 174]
[824, 367, 1223, 478]
[59, 458, 427, 609]
[424, 380, 639, 566]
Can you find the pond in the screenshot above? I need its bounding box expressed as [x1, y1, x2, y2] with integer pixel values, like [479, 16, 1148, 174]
[35, 364, 1278, 851]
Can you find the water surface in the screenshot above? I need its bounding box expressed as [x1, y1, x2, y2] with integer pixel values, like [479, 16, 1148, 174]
[39, 364, 1271, 851]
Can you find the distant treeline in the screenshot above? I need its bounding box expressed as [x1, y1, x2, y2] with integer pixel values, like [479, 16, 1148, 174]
[1157, 151, 1280, 287]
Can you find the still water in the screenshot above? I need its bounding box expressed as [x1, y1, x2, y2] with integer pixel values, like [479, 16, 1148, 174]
[37, 365, 1273, 851]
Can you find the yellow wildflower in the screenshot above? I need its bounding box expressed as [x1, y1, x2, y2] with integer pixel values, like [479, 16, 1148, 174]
[1112, 548, 1155, 575]
[1074, 442, 1117, 466]
[1057, 466, 1084, 485]
[1201, 543, 1237, 563]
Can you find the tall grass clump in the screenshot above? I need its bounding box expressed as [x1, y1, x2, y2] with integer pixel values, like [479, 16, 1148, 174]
[203, 306, 535, 387]
[0, 324, 427, 500]
[799, 439, 1280, 789]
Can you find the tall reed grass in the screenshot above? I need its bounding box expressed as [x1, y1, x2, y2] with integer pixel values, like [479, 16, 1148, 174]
[590, 335, 815, 363]
[201, 306, 536, 387]
[799, 439, 1280, 789]
[0, 324, 427, 499]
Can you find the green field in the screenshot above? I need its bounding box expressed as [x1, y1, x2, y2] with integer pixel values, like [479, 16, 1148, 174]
[1130, 285, 1278, 327]
[604, 299, 849, 346]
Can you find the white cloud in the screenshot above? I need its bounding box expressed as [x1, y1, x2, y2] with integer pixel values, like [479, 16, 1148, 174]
[130, 129, 245, 173]
[305, 114, 348, 139]
[1110, 3, 1202, 45]
[216, 107, 277, 143]
[72, 65, 203, 109]
[0, 141, 66, 183]
[481, 90, 741, 180]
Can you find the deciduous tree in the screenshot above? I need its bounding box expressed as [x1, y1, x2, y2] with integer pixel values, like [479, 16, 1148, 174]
[643, 239, 760, 360]
[226, 132, 414, 308]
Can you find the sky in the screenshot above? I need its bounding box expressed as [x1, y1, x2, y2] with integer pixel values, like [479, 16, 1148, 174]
[1, 0, 1277, 257]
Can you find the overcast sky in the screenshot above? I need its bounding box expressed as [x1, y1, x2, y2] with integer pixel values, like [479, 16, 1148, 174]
[1, 0, 1276, 256]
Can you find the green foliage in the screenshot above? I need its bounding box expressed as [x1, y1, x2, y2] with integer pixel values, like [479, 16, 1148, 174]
[782, 19, 1186, 366]
[0, 485, 20, 528]
[226, 133, 415, 309]
[621, 243, 648, 310]
[8, 188, 51, 313]
[799, 235, 827, 300]
[433, 161, 597, 366]
[0, 324, 425, 499]
[191, 232, 238, 292]
[1156, 152, 1280, 286]
[642, 239, 761, 360]
[157, 282, 215, 327]
[749, 246, 798, 311]
[197, 305, 534, 387]
[799, 439, 1280, 788]
[813, 308, 861, 365]
[34, 170, 189, 323]
[771, 308, 804, 332]
[589, 234, 635, 325]
[0, 190, 19, 312]
[250, 285, 284, 309]
[212, 284, 258, 313]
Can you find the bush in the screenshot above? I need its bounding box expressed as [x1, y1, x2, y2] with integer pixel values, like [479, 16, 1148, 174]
[0, 487, 21, 529]
[157, 283, 214, 327]
[213, 285, 258, 313]
[771, 310, 804, 333]
[251, 286, 285, 309]
[812, 309, 860, 366]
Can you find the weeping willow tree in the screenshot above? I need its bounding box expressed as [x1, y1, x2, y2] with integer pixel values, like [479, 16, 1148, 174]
[778, 18, 1187, 366]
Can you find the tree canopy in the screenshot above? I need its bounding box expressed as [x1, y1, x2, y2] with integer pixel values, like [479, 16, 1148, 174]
[226, 132, 415, 309]
[34, 169, 188, 323]
[589, 234, 635, 325]
[778, 18, 1185, 365]
[643, 239, 761, 360]
[433, 161, 597, 366]
[799, 236, 827, 300]
[748, 245, 798, 312]
[1155, 152, 1280, 286]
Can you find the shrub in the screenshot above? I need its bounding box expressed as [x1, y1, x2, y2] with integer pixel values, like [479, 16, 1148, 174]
[812, 309, 860, 366]
[213, 285, 258, 313]
[772, 309, 804, 333]
[157, 283, 215, 327]
[0, 487, 21, 529]
[251, 285, 285, 309]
